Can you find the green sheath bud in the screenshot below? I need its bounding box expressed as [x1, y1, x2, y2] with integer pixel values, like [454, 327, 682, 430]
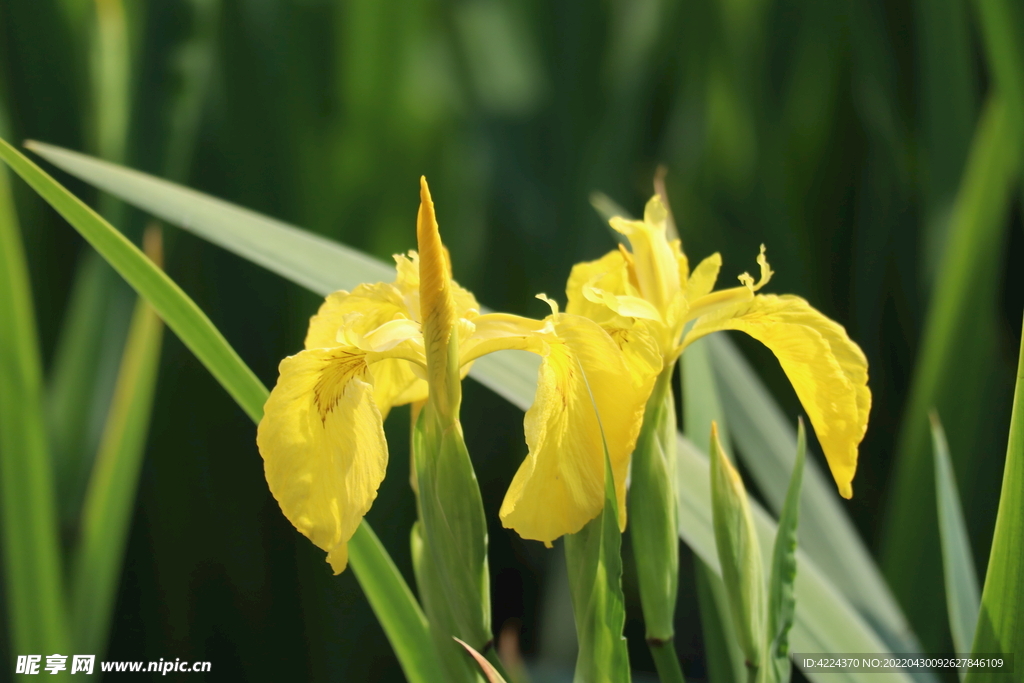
[710, 422, 765, 671]
[630, 369, 679, 642]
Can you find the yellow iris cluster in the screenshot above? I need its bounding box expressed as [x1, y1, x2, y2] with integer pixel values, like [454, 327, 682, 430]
[256, 179, 869, 573]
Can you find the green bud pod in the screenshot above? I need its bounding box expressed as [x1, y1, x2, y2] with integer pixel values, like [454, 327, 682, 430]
[412, 406, 491, 680]
[710, 422, 765, 672]
[630, 368, 679, 642]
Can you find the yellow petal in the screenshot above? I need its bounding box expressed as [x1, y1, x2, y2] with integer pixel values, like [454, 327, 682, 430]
[671, 238, 690, 284]
[685, 253, 722, 302]
[257, 346, 388, 573]
[565, 249, 635, 327]
[368, 355, 427, 420]
[609, 195, 681, 312]
[583, 284, 663, 322]
[605, 319, 663, 387]
[304, 285, 407, 350]
[459, 312, 551, 364]
[499, 314, 658, 543]
[303, 287, 426, 418]
[683, 294, 870, 497]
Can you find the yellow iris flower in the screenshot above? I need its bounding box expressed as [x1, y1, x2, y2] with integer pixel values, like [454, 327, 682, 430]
[566, 195, 871, 498]
[256, 178, 660, 572]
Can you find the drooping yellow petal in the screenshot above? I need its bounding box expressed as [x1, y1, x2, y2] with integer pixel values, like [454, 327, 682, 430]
[499, 313, 659, 544]
[257, 346, 388, 573]
[683, 294, 870, 498]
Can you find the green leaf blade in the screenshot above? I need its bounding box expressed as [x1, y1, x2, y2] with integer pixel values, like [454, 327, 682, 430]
[72, 275, 163, 656]
[455, 637, 508, 683]
[0, 139, 70, 656]
[24, 140, 393, 297]
[883, 94, 1022, 648]
[964, 322, 1024, 682]
[930, 411, 981, 661]
[350, 523, 445, 683]
[765, 420, 807, 683]
[0, 136, 268, 424]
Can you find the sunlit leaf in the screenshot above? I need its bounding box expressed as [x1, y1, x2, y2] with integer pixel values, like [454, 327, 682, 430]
[764, 420, 806, 683]
[72, 228, 165, 659]
[930, 412, 981, 664]
[964, 323, 1024, 682]
[0, 136, 69, 657]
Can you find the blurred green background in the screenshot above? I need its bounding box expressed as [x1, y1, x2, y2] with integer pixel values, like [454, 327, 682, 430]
[1, 0, 1022, 680]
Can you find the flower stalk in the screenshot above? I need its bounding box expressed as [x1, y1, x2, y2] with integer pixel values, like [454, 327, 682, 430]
[411, 178, 492, 680]
[629, 367, 686, 683]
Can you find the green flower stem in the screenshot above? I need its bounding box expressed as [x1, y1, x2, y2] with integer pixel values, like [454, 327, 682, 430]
[412, 409, 492, 682]
[649, 636, 687, 683]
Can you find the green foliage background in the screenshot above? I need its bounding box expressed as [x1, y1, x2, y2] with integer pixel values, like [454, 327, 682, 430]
[0, 0, 1021, 679]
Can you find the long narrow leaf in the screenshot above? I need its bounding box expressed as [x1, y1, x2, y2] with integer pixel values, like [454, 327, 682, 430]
[0, 138, 69, 656]
[765, 420, 806, 683]
[1, 137, 266, 423]
[883, 95, 1021, 644]
[72, 229, 164, 656]
[964, 321, 1024, 682]
[46, 253, 128, 526]
[930, 412, 980, 661]
[350, 523, 445, 681]
[25, 143, 928, 683]
[46, 0, 137, 526]
[0, 136, 441, 683]
[24, 140, 393, 294]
